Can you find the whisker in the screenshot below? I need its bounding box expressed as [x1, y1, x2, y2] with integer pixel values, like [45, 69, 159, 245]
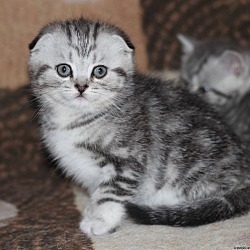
[23, 97, 40, 108]
[27, 104, 45, 125]
[91, 90, 123, 113]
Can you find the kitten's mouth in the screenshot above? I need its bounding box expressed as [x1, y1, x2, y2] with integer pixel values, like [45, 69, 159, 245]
[76, 93, 85, 98]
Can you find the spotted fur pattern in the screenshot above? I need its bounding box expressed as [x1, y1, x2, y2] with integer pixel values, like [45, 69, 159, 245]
[29, 19, 250, 236]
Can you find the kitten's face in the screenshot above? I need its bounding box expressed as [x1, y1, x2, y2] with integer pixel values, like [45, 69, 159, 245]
[29, 21, 134, 114]
[183, 56, 244, 106]
[178, 34, 248, 107]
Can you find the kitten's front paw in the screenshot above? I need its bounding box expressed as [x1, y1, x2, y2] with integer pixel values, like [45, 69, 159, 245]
[80, 217, 117, 236]
[79, 202, 125, 236]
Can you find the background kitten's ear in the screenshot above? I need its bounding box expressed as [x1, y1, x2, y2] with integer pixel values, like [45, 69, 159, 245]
[219, 50, 244, 77]
[177, 34, 196, 54]
[112, 35, 134, 54]
[29, 33, 52, 52]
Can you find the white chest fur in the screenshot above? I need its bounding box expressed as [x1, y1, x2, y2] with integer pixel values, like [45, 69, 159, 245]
[41, 112, 115, 194]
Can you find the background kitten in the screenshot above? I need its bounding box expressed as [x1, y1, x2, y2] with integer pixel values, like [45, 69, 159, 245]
[178, 34, 250, 148]
[29, 19, 250, 236]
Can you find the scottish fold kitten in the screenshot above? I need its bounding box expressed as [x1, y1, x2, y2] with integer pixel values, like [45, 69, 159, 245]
[29, 18, 250, 236]
[178, 34, 250, 147]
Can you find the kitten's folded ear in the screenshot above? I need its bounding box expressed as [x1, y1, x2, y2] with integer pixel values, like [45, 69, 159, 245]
[177, 34, 197, 54]
[29, 33, 52, 52]
[112, 35, 134, 54]
[220, 50, 245, 77]
[29, 35, 41, 50]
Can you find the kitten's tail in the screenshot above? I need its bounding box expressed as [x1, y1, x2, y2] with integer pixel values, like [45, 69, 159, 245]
[126, 186, 250, 226]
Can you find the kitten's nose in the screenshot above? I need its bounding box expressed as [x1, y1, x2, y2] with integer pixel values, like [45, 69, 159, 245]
[74, 84, 89, 94]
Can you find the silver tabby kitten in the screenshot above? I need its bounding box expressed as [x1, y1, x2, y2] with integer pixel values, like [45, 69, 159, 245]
[178, 34, 250, 148]
[29, 19, 250, 236]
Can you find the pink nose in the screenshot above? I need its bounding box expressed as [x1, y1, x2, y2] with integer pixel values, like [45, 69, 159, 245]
[74, 84, 89, 94]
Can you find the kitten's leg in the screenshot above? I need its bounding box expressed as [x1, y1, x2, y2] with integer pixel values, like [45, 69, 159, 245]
[80, 171, 139, 236]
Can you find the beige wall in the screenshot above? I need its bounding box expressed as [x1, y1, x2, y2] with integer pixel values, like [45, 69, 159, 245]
[0, 0, 147, 89]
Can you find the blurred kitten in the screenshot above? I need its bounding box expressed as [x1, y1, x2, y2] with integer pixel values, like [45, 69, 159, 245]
[178, 34, 250, 148]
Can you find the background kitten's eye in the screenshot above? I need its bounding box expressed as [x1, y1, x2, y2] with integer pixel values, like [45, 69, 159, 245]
[199, 85, 210, 94]
[92, 66, 107, 79]
[56, 64, 72, 77]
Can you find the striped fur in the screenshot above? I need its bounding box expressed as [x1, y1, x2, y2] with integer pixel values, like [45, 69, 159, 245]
[29, 19, 250, 236]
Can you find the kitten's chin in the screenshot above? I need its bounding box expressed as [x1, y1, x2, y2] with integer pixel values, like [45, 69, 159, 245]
[68, 96, 101, 113]
[70, 97, 91, 109]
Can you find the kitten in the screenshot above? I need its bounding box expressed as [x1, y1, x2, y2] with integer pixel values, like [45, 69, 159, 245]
[29, 18, 250, 236]
[178, 34, 250, 147]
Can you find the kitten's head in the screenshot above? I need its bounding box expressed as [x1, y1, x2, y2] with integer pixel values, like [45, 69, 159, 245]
[29, 18, 135, 113]
[178, 34, 249, 107]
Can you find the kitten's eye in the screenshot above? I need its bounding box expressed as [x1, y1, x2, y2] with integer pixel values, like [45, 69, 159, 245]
[56, 64, 72, 77]
[199, 85, 210, 94]
[92, 66, 107, 79]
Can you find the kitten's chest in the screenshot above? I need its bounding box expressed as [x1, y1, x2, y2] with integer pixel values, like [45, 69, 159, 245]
[41, 114, 116, 192]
